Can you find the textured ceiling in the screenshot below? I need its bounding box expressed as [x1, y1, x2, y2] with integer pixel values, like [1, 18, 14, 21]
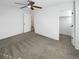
[0, 0, 73, 7]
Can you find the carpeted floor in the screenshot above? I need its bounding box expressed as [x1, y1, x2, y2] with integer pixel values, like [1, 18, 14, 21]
[0, 32, 79, 59]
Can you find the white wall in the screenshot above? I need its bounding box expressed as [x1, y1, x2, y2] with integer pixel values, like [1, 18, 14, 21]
[0, 5, 32, 39]
[0, 5, 23, 39]
[34, 7, 59, 40]
[34, 2, 73, 40]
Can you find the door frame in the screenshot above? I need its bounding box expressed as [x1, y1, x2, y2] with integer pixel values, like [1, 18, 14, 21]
[72, 0, 76, 46]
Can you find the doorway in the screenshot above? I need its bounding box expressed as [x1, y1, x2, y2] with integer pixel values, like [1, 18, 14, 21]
[23, 13, 31, 33]
[59, 16, 72, 36]
[59, 9, 75, 46]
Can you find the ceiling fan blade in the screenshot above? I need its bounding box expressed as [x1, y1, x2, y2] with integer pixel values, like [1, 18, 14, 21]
[33, 5, 42, 9]
[20, 6, 27, 9]
[31, 7, 34, 10]
[15, 2, 26, 5]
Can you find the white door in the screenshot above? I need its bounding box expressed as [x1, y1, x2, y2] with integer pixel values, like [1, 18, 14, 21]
[23, 13, 31, 33]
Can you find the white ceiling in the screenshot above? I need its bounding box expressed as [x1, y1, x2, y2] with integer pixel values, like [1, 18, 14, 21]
[0, 0, 74, 7]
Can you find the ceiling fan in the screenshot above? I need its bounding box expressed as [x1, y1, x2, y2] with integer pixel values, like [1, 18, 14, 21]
[15, 0, 42, 10]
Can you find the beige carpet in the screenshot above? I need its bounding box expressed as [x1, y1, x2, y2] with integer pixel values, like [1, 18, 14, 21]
[0, 32, 79, 59]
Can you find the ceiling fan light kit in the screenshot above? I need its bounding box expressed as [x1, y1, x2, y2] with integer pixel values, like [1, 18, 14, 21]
[27, 5, 31, 8]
